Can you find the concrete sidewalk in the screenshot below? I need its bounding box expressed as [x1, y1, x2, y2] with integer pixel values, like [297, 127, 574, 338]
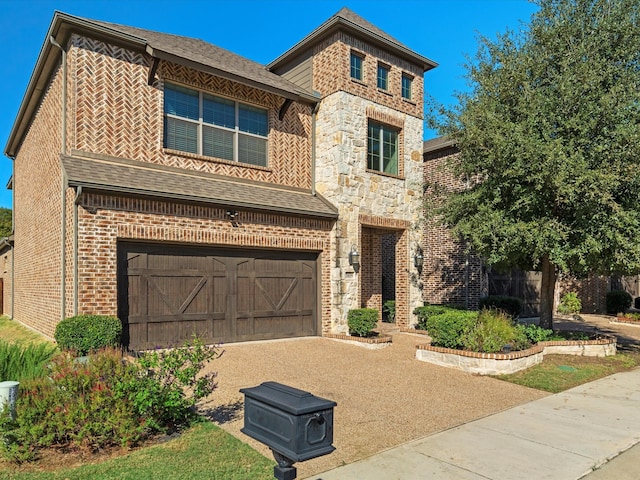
[311, 368, 640, 480]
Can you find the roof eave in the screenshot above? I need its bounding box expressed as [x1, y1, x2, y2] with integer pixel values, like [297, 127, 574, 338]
[268, 16, 438, 73]
[67, 180, 339, 219]
[147, 46, 318, 104]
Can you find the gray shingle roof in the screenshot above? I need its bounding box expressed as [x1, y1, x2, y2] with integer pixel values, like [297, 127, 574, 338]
[85, 18, 318, 102]
[62, 153, 338, 219]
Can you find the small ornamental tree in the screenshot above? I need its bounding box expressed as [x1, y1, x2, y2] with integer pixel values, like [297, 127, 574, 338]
[430, 0, 640, 329]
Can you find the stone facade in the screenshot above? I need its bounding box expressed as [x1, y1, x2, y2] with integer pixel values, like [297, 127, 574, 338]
[316, 91, 424, 330]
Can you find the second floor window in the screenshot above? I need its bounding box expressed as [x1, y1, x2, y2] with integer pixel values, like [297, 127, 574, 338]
[402, 74, 412, 100]
[368, 121, 398, 175]
[377, 64, 389, 90]
[350, 52, 363, 81]
[164, 83, 268, 167]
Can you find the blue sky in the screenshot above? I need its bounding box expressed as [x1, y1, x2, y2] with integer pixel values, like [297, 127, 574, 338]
[0, 0, 538, 209]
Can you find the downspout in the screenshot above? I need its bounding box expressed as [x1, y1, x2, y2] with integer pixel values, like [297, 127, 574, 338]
[10, 165, 15, 319]
[311, 103, 320, 195]
[50, 36, 68, 321]
[1, 237, 14, 319]
[73, 186, 82, 316]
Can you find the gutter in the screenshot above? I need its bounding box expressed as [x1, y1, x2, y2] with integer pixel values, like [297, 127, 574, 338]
[50, 35, 68, 321]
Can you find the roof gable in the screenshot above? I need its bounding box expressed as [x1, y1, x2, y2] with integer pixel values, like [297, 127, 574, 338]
[268, 7, 437, 72]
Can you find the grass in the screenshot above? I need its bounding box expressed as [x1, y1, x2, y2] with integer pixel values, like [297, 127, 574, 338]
[0, 317, 50, 346]
[495, 352, 640, 393]
[0, 421, 274, 480]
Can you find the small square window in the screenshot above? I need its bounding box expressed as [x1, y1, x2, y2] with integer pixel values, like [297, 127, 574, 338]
[350, 52, 363, 81]
[377, 64, 389, 90]
[402, 75, 412, 100]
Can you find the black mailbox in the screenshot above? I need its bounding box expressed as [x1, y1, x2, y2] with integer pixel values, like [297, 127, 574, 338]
[240, 381, 336, 467]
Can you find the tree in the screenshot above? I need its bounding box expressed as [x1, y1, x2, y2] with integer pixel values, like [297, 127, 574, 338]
[0, 207, 11, 239]
[431, 0, 640, 329]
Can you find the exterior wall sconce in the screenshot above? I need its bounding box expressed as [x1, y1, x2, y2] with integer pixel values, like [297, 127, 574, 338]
[226, 210, 241, 228]
[348, 245, 360, 272]
[414, 249, 424, 271]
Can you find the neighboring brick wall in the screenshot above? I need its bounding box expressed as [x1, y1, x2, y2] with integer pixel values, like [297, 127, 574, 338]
[559, 275, 609, 314]
[69, 35, 313, 190]
[423, 151, 486, 310]
[12, 65, 64, 338]
[313, 32, 423, 119]
[76, 193, 334, 334]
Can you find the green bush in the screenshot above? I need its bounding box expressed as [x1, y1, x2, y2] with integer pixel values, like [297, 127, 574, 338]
[557, 292, 582, 315]
[517, 323, 554, 344]
[54, 315, 122, 355]
[414, 305, 462, 330]
[347, 309, 378, 337]
[462, 309, 530, 353]
[382, 300, 396, 323]
[479, 295, 523, 319]
[0, 341, 57, 382]
[0, 338, 219, 463]
[425, 310, 477, 349]
[606, 290, 632, 314]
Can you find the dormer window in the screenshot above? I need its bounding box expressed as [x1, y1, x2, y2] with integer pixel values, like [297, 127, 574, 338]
[377, 63, 389, 90]
[164, 83, 268, 167]
[402, 74, 413, 100]
[350, 52, 364, 81]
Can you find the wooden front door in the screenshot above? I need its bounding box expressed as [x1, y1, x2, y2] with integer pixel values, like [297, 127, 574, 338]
[118, 243, 318, 350]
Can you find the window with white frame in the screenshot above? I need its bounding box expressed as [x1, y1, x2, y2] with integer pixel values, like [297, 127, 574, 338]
[377, 63, 389, 90]
[350, 52, 364, 81]
[164, 83, 268, 166]
[367, 120, 398, 175]
[402, 74, 412, 100]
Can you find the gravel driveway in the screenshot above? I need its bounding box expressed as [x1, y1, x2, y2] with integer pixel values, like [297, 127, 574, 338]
[199, 332, 547, 479]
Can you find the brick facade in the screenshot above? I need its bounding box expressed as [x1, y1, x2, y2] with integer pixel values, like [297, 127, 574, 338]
[8, 9, 432, 341]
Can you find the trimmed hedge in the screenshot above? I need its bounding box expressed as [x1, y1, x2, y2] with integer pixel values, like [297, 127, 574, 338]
[54, 315, 122, 356]
[347, 308, 378, 337]
[606, 290, 632, 314]
[479, 295, 523, 318]
[413, 305, 462, 330]
[424, 310, 478, 349]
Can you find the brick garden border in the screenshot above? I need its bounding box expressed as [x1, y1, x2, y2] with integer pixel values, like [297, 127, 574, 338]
[325, 333, 393, 349]
[415, 334, 617, 375]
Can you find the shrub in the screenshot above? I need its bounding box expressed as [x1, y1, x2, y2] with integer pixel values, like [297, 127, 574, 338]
[479, 295, 523, 318]
[382, 300, 396, 323]
[414, 305, 462, 330]
[557, 292, 582, 315]
[0, 341, 57, 382]
[517, 323, 554, 344]
[0, 338, 219, 463]
[54, 315, 122, 355]
[425, 310, 477, 349]
[462, 309, 530, 353]
[606, 290, 632, 314]
[347, 309, 378, 337]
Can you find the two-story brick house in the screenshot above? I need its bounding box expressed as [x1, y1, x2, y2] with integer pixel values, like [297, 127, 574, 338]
[3, 8, 435, 349]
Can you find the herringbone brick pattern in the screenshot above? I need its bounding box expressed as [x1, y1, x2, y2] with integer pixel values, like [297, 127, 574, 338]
[71, 36, 313, 189]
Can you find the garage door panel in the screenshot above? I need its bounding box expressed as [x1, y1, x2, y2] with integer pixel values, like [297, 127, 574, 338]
[119, 244, 318, 349]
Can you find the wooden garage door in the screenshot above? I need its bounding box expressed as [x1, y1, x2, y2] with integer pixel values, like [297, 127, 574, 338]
[118, 243, 318, 350]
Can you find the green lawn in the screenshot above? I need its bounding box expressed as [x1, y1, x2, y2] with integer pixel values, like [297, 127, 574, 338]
[0, 317, 50, 345]
[495, 352, 640, 393]
[0, 421, 274, 480]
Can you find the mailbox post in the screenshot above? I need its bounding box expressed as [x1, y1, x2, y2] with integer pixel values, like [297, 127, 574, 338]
[240, 381, 337, 480]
